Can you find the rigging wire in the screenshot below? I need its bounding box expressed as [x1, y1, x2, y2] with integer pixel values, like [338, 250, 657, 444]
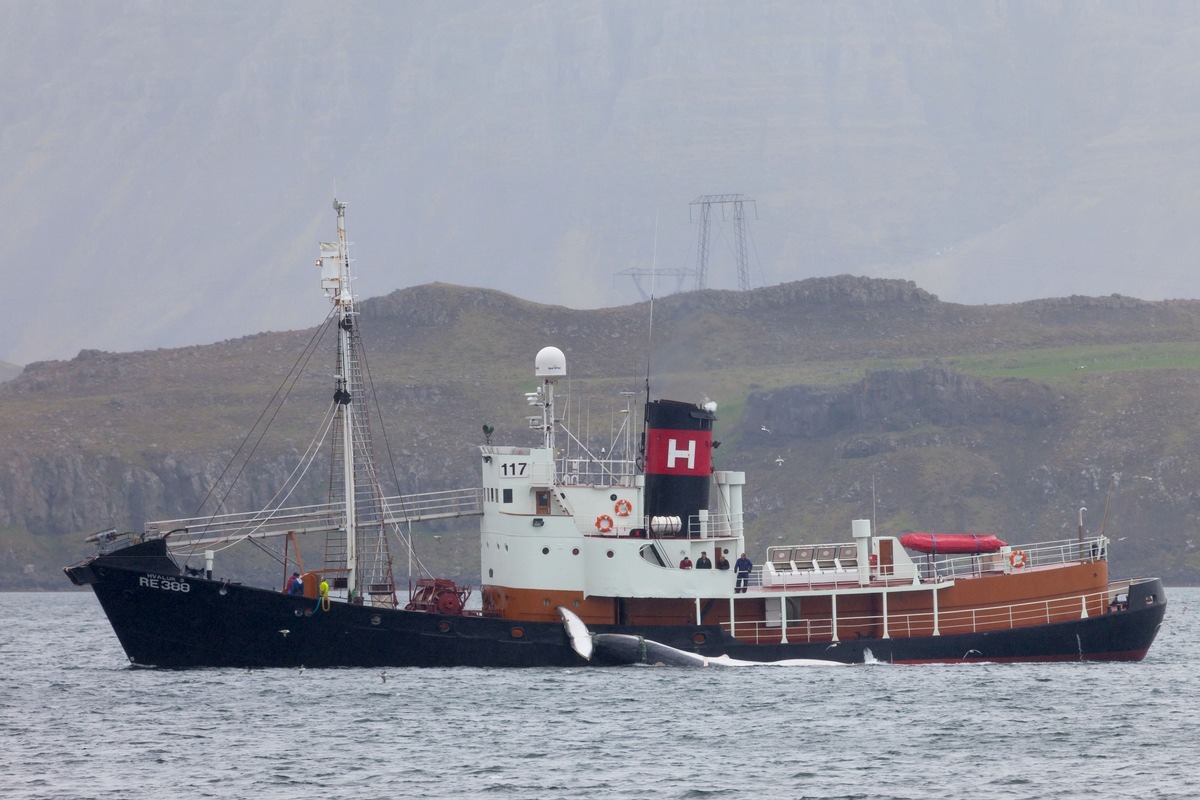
[176, 400, 342, 564]
[357, 338, 431, 580]
[185, 308, 336, 538]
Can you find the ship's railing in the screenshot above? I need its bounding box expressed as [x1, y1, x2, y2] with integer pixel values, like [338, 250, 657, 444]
[915, 536, 1107, 581]
[382, 488, 483, 524]
[147, 502, 345, 545]
[556, 457, 639, 488]
[724, 584, 1125, 645]
[684, 512, 745, 540]
[146, 488, 483, 548]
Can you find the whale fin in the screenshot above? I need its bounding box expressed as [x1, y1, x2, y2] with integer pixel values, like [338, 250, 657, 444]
[558, 606, 594, 661]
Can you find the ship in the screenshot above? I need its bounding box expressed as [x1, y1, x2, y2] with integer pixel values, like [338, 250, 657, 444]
[65, 201, 1167, 668]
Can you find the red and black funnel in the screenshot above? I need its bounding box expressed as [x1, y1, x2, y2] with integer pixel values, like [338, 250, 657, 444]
[642, 399, 715, 535]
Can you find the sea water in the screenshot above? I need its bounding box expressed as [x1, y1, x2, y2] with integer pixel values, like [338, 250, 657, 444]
[1, 588, 1196, 800]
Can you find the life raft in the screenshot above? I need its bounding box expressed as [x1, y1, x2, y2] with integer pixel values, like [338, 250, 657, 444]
[899, 533, 1007, 554]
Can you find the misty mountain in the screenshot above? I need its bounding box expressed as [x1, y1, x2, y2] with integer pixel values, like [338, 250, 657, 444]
[5, 1, 1200, 366]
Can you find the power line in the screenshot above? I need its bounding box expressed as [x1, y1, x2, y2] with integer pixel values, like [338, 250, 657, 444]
[689, 193, 757, 290]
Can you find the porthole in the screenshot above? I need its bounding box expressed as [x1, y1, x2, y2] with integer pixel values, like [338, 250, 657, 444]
[609, 493, 618, 501]
[543, 598, 551, 607]
[510, 627, 525, 639]
[370, 615, 381, 626]
[692, 632, 708, 645]
[572, 548, 579, 556]
[572, 599, 581, 608]
[607, 550, 614, 559]
[542, 547, 550, 555]
[438, 621, 452, 633]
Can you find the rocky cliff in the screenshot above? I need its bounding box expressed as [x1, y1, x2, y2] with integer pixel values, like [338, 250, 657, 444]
[5, 277, 1200, 588]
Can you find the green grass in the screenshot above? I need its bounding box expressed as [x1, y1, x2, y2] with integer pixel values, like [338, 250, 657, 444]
[946, 342, 1200, 382]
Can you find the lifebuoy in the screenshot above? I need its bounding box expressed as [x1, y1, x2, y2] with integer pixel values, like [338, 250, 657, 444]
[1010, 549, 1028, 569]
[595, 514, 614, 533]
[614, 499, 633, 517]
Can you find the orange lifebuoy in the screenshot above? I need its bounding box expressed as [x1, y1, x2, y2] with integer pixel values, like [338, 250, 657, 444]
[595, 514, 614, 533]
[614, 499, 633, 517]
[1010, 549, 1028, 569]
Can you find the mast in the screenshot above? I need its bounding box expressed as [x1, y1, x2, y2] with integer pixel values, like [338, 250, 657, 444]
[316, 200, 396, 606]
[332, 199, 357, 593]
[532, 346, 565, 473]
[317, 199, 397, 606]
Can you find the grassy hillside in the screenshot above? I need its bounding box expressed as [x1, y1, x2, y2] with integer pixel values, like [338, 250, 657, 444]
[5, 277, 1200, 589]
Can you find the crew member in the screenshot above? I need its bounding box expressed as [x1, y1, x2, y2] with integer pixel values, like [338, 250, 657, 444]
[696, 551, 712, 569]
[679, 555, 693, 569]
[734, 552, 753, 593]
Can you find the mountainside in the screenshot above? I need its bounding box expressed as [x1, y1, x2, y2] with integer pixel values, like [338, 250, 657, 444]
[5, 277, 1200, 589]
[6, 2, 1200, 364]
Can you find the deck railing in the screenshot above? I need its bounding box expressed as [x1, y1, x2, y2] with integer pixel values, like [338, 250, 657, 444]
[724, 584, 1126, 646]
[914, 536, 1107, 581]
[146, 487, 483, 548]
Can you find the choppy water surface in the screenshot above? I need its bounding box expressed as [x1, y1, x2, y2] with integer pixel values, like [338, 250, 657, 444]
[2, 589, 1196, 799]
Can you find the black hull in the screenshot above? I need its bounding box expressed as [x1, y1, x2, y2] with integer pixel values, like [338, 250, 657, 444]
[66, 541, 1167, 668]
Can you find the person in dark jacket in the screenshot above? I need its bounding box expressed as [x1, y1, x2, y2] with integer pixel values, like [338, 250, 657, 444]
[695, 551, 712, 569]
[734, 553, 753, 593]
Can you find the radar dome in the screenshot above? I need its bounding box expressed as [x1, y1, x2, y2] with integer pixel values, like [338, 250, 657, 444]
[535, 346, 567, 379]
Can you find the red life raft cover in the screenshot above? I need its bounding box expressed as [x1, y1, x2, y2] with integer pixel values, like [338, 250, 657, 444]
[899, 533, 1007, 554]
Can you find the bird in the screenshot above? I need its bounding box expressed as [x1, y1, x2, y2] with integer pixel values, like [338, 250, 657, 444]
[760, 425, 771, 434]
[278, 629, 291, 637]
[775, 457, 785, 467]
[381, 671, 387, 683]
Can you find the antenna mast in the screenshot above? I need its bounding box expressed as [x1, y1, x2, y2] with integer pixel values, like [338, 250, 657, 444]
[317, 199, 396, 606]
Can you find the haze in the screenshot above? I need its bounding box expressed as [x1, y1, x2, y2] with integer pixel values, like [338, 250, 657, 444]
[4, 1, 1199, 366]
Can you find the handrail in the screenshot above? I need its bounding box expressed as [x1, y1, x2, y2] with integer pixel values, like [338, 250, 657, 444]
[684, 512, 744, 539]
[915, 536, 1107, 580]
[147, 487, 484, 548]
[724, 585, 1120, 645]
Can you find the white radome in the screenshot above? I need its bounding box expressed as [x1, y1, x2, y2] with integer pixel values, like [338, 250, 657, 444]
[535, 346, 567, 379]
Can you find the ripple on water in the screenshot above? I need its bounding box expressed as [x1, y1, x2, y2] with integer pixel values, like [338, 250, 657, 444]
[3, 590, 1198, 800]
